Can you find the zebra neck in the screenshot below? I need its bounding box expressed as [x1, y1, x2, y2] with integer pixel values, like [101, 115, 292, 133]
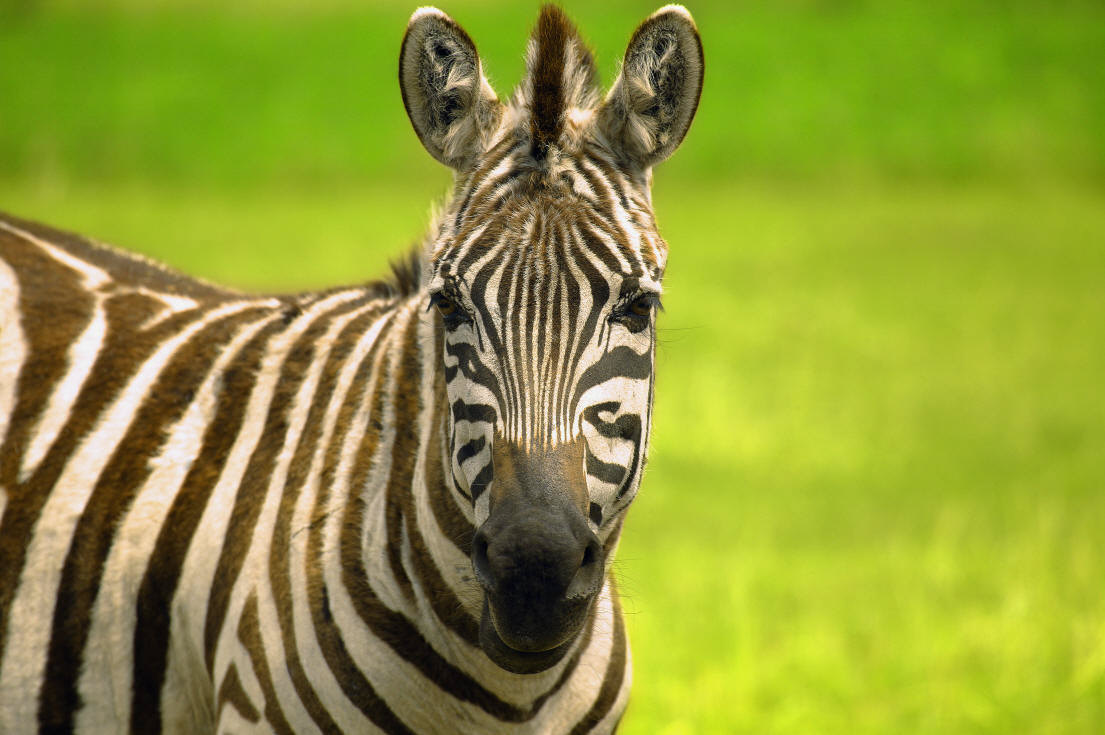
[263, 293, 489, 660]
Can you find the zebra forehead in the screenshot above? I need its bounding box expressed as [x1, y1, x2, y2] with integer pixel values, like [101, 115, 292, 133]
[435, 195, 663, 288]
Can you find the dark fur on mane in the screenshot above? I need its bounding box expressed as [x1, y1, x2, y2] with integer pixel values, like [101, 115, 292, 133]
[530, 6, 568, 158]
[379, 247, 423, 298]
[343, 247, 423, 301]
[529, 5, 595, 160]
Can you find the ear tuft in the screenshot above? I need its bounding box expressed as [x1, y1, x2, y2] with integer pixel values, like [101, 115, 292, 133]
[597, 5, 704, 170]
[400, 7, 503, 169]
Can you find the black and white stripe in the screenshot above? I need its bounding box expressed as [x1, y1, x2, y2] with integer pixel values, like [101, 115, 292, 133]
[0, 4, 702, 733]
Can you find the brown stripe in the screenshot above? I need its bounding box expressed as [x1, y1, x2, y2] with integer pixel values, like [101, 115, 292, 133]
[0, 228, 96, 663]
[39, 306, 263, 732]
[385, 313, 481, 644]
[404, 466, 480, 645]
[341, 500, 532, 722]
[450, 136, 525, 236]
[383, 312, 423, 601]
[579, 212, 641, 278]
[238, 594, 294, 735]
[583, 148, 634, 212]
[267, 307, 385, 734]
[569, 589, 628, 734]
[501, 234, 529, 438]
[450, 204, 528, 289]
[571, 160, 612, 214]
[551, 247, 582, 437]
[130, 315, 288, 734]
[216, 663, 261, 725]
[0, 229, 93, 486]
[203, 297, 369, 673]
[528, 222, 548, 440]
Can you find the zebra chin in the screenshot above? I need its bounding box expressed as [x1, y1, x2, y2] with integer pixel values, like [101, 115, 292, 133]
[477, 594, 594, 675]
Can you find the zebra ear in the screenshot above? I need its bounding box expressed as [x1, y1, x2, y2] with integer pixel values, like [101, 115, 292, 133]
[596, 5, 704, 170]
[400, 8, 504, 169]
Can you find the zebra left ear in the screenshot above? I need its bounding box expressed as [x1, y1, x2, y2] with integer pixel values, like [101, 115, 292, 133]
[400, 8, 504, 169]
[596, 5, 704, 171]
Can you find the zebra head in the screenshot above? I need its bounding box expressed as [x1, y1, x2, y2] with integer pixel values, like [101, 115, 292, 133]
[400, 5, 702, 674]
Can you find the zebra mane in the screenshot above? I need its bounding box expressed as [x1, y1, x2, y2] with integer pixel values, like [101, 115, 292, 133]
[520, 5, 600, 160]
[383, 247, 423, 298]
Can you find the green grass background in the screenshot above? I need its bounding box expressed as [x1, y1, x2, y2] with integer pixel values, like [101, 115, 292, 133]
[3, 1, 1104, 732]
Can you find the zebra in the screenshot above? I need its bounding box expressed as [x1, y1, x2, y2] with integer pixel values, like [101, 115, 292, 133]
[0, 3, 702, 733]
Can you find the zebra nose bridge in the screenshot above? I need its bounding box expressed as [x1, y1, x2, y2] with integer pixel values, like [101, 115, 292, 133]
[487, 434, 590, 514]
[473, 435, 600, 597]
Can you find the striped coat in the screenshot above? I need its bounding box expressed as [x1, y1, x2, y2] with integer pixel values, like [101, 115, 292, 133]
[0, 4, 702, 733]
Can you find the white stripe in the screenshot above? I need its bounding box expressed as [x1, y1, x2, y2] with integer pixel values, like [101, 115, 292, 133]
[0, 220, 111, 290]
[0, 258, 25, 449]
[517, 237, 535, 445]
[0, 300, 255, 728]
[556, 270, 572, 441]
[132, 287, 201, 330]
[577, 156, 641, 266]
[19, 297, 107, 482]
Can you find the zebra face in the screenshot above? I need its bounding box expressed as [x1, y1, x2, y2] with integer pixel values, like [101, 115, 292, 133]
[428, 197, 662, 673]
[401, 5, 702, 673]
[429, 196, 663, 523]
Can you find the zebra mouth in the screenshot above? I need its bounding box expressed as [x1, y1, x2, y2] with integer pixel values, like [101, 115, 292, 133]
[478, 598, 579, 675]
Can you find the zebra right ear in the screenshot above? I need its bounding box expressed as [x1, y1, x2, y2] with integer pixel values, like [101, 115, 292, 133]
[400, 8, 504, 169]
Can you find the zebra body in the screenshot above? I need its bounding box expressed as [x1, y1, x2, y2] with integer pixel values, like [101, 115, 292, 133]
[0, 5, 702, 733]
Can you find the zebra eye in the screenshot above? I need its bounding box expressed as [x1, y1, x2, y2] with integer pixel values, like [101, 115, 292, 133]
[629, 294, 656, 318]
[429, 291, 471, 328]
[613, 292, 661, 332]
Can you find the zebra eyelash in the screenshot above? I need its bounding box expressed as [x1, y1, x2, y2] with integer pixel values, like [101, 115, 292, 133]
[610, 291, 663, 332]
[428, 287, 473, 330]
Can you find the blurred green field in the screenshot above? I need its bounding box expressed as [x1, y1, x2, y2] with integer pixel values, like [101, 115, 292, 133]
[3, 1, 1104, 733]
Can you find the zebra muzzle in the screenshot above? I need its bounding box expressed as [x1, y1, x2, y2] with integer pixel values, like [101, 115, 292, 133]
[471, 487, 603, 672]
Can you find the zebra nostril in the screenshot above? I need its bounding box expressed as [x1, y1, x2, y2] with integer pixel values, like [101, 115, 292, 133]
[472, 531, 494, 591]
[566, 536, 602, 600]
[579, 542, 595, 570]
